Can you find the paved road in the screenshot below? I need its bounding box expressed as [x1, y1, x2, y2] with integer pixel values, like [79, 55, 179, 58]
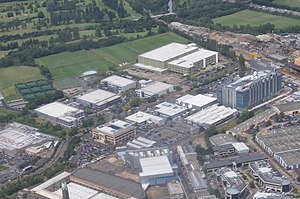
[250, 3, 300, 17]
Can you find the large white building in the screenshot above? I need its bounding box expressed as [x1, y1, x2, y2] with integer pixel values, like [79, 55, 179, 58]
[125, 111, 166, 126]
[76, 89, 121, 109]
[136, 81, 174, 98]
[155, 102, 188, 118]
[135, 43, 218, 75]
[35, 102, 84, 128]
[101, 75, 136, 93]
[176, 94, 217, 109]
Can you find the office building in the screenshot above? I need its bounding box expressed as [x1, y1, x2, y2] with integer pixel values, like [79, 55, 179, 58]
[92, 119, 136, 146]
[76, 89, 121, 109]
[35, 102, 84, 128]
[249, 162, 291, 193]
[155, 102, 187, 118]
[28, 168, 145, 199]
[217, 168, 248, 199]
[167, 181, 184, 199]
[135, 81, 174, 98]
[101, 75, 136, 92]
[218, 66, 282, 109]
[256, 125, 300, 170]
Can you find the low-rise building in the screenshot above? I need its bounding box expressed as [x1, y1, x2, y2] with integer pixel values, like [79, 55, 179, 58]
[167, 181, 184, 199]
[35, 102, 84, 128]
[127, 137, 156, 149]
[253, 192, 291, 199]
[155, 102, 188, 118]
[136, 81, 174, 98]
[249, 162, 291, 193]
[92, 120, 136, 146]
[273, 101, 300, 115]
[76, 89, 121, 109]
[256, 125, 300, 170]
[186, 105, 237, 126]
[176, 94, 217, 109]
[217, 168, 248, 199]
[125, 111, 166, 126]
[101, 75, 136, 92]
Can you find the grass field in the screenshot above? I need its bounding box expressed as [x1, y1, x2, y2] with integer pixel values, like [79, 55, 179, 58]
[274, 0, 300, 8]
[36, 32, 189, 80]
[0, 107, 19, 116]
[213, 9, 300, 28]
[55, 77, 81, 89]
[0, 66, 44, 100]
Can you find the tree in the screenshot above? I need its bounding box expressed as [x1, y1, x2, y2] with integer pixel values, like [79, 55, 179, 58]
[37, 11, 45, 18]
[250, 181, 255, 188]
[279, 112, 285, 119]
[130, 98, 140, 107]
[95, 28, 102, 37]
[238, 54, 246, 77]
[297, 175, 300, 182]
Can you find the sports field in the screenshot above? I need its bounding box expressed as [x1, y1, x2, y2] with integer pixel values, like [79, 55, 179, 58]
[213, 9, 300, 28]
[0, 66, 44, 100]
[36, 32, 189, 80]
[274, 0, 300, 8]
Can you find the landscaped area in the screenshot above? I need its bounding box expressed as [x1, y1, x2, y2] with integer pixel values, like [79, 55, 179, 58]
[273, 0, 300, 8]
[213, 9, 300, 28]
[36, 32, 189, 80]
[0, 66, 45, 101]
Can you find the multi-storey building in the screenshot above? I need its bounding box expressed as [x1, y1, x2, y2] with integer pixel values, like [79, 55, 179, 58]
[217, 66, 282, 109]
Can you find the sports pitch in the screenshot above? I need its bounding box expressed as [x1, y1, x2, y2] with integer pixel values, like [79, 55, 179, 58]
[0, 66, 45, 101]
[35, 32, 189, 80]
[213, 9, 300, 28]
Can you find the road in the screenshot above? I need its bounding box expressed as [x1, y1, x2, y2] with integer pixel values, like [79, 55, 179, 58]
[250, 3, 300, 17]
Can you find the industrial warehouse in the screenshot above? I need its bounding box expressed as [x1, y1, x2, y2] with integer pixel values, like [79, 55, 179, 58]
[256, 125, 300, 170]
[135, 81, 174, 98]
[35, 102, 85, 128]
[134, 43, 218, 74]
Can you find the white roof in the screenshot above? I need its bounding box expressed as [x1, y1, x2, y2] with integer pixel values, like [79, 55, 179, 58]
[96, 120, 132, 135]
[168, 49, 218, 68]
[82, 70, 97, 76]
[177, 94, 217, 108]
[53, 182, 98, 199]
[35, 102, 79, 118]
[136, 82, 173, 96]
[125, 111, 164, 124]
[139, 43, 198, 62]
[90, 193, 118, 199]
[134, 63, 169, 72]
[31, 172, 71, 191]
[155, 102, 187, 117]
[101, 75, 136, 87]
[224, 171, 238, 178]
[77, 89, 118, 105]
[139, 156, 173, 177]
[186, 105, 237, 125]
[231, 142, 249, 152]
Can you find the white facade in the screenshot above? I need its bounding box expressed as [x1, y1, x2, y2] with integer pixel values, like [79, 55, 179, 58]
[136, 81, 174, 98]
[176, 94, 217, 109]
[125, 111, 166, 125]
[101, 75, 136, 92]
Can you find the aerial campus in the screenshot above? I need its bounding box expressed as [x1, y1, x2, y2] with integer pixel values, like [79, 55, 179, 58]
[0, 0, 300, 199]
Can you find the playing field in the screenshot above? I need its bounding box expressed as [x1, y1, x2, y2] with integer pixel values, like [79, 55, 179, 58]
[36, 32, 189, 80]
[213, 9, 300, 28]
[0, 66, 44, 100]
[274, 0, 300, 8]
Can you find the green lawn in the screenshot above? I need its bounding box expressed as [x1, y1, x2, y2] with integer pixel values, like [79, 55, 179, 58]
[213, 9, 300, 28]
[274, 0, 300, 8]
[0, 107, 19, 116]
[0, 66, 44, 100]
[36, 32, 189, 80]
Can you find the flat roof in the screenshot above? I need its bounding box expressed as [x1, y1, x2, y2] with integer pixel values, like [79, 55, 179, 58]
[139, 43, 198, 62]
[156, 102, 187, 117]
[232, 142, 249, 152]
[31, 172, 71, 192]
[53, 182, 98, 199]
[136, 82, 173, 96]
[274, 101, 300, 113]
[72, 168, 144, 199]
[168, 181, 184, 195]
[0, 122, 56, 152]
[228, 108, 276, 135]
[139, 156, 173, 177]
[101, 75, 136, 87]
[125, 111, 164, 124]
[168, 49, 218, 68]
[177, 94, 217, 108]
[277, 150, 300, 166]
[96, 120, 133, 135]
[35, 102, 79, 118]
[209, 134, 237, 147]
[77, 89, 119, 105]
[186, 105, 237, 125]
[134, 63, 169, 72]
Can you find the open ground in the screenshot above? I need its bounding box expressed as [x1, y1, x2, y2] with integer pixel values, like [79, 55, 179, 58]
[274, 0, 300, 8]
[36, 32, 189, 80]
[213, 9, 300, 28]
